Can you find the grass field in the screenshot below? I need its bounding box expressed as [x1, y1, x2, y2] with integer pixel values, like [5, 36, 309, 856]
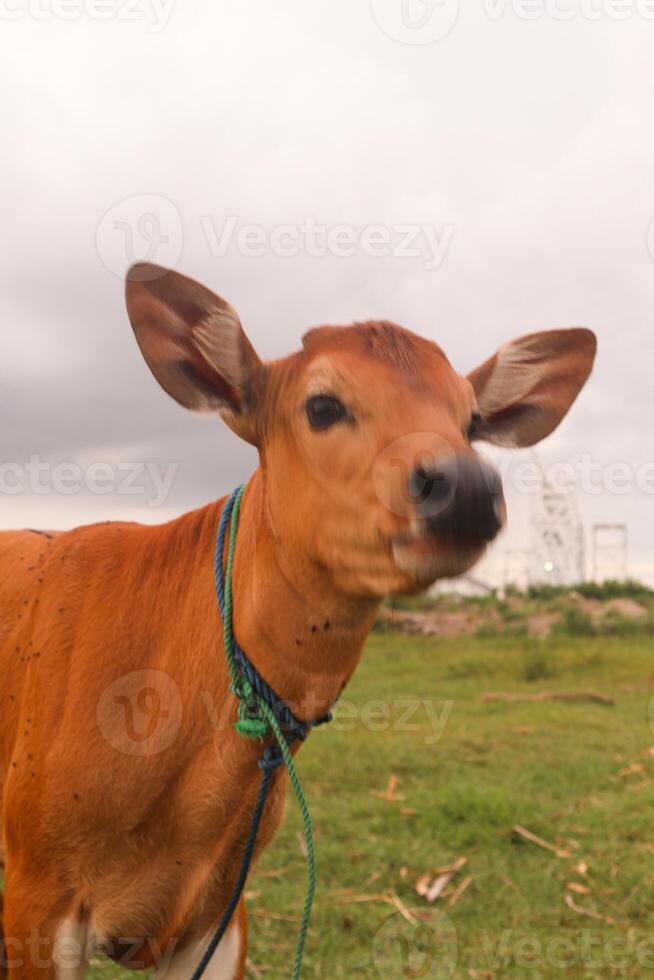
[242, 628, 654, 979]
[98, 617, 654, 979]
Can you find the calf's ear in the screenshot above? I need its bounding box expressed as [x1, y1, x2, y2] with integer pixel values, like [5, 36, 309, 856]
[467, 328, 597, 448]
[125, 263, 266, 445]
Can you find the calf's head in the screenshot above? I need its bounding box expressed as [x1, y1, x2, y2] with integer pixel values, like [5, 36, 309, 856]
[126, 264, 596, 598]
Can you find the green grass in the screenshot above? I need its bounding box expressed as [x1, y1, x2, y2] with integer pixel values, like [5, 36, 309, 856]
[526, 580, 654, 603]
[96, 631, 654, 978]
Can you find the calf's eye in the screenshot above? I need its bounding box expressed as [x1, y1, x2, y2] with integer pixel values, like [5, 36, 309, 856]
[306, 394, 347, 431]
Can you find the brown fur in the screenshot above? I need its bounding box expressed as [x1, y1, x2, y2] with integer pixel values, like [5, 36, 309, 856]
[0, 264, 596, 978]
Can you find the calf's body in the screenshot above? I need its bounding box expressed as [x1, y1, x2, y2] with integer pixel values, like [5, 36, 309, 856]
[0, 474, 374, 978]
[0, 263, 596, 977]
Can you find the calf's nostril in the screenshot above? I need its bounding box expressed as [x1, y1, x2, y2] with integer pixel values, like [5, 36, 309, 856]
[409, 464, 455, 511]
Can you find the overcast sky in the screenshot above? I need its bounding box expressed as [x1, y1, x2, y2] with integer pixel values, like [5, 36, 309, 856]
[2, 0, 653, 586]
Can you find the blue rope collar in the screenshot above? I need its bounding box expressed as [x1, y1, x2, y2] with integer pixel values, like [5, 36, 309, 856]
[214, 486, 332, 757]
[190, 486, 333, 980]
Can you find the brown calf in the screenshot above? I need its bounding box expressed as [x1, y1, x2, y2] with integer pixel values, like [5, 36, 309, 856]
[0, 264, 596, 978]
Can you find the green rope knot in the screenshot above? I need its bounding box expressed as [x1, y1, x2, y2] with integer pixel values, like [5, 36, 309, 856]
[235, 701, 270, 739]
[221, 484, 316, 980]
[230, 675, 270, 739]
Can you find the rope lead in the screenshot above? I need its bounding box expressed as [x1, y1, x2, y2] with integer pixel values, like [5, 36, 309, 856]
[190, 485, 319, 980]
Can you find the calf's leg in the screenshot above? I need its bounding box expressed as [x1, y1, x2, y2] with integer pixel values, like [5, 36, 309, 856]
[2, 873, 87, 980]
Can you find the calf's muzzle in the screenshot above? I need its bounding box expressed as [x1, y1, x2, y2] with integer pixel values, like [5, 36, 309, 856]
[409, 455, 505, 546]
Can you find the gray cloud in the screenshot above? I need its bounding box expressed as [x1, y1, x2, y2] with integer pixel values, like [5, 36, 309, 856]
[2, 3, 653, 583]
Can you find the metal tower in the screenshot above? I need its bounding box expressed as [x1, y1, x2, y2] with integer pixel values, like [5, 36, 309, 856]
[528, 466, 585, 587]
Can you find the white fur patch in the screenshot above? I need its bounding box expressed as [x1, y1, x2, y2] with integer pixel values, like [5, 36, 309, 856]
[155, 923, 241, 980]
[53, 919, 88, 980]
